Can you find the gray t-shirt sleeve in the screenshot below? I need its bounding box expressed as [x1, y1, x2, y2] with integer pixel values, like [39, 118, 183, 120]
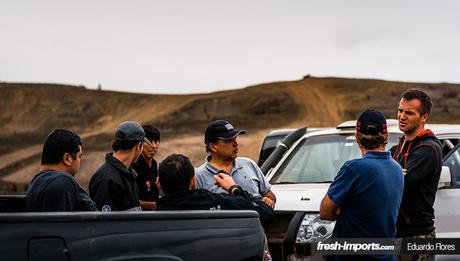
[248, 158, 272, 195]
[195, 165, 207, 189]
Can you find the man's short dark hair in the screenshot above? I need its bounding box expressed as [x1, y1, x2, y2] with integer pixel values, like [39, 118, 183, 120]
[112, 140, 141, 151]
[41, 129, 82, 165]
[356, 132, 387, 150]
[401, 89, 432, 116]
[159, 154, 195, 195]
[142, 125, 160, 142]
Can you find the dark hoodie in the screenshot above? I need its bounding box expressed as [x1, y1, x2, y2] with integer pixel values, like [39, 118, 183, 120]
[390, 129, 442, 237]
[89, 153, 141, 212]
[157, 188, 274, 225]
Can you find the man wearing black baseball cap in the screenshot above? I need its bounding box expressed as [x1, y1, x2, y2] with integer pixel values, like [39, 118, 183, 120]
[195, 120, 276, 208]
[90, 121, 148, 212]
[320, 109, 404, 261]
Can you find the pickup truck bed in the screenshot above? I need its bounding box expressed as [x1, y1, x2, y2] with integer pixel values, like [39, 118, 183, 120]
[0, 196, 265, 261]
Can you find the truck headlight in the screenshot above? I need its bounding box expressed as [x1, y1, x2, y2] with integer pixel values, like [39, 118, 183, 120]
[295, 214, 335, 243]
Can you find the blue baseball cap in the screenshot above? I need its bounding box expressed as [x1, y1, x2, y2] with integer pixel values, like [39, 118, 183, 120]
[357, 109, 387, 135]
[205, 120, 246, 143]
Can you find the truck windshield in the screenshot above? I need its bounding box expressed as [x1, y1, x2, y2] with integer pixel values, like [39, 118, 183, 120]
[270, 133, 400, 184]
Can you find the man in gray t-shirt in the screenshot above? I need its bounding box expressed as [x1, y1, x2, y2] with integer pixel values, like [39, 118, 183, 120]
[195, 120, 276, 209]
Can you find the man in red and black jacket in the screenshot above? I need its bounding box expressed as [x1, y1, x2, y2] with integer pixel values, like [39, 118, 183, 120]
[390, 89, 442, 261]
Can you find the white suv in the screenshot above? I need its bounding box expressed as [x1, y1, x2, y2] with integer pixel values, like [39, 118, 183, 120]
[264, 120, 460, 261]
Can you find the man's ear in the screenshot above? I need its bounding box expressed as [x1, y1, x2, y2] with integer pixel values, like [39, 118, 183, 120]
[209, 143, 218, 153]
[190, 176, 196, 190]
[133, 141, 143, 153]
[62, 153, 72, 167]
[156, 176, 165, 197]
[421, 113, 429, 125]
[156, 176, 161, 191]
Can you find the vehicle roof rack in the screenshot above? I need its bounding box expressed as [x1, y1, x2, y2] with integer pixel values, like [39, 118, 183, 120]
[336, 119, 398, 130]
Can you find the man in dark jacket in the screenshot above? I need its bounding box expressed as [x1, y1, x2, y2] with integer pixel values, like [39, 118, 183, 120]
[157, 154, 274, 225]
[390, 89, 442, 261]
[26, 129, 97, 212]
[132, 125, 160, 210]
[90, 121, 150, 212]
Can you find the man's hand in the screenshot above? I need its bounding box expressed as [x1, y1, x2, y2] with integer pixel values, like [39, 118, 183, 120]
[213, 173, 236, 191]
[139, 200, 157, 210]
[261, 190, 276, 209]
[262, 197, 275, 209]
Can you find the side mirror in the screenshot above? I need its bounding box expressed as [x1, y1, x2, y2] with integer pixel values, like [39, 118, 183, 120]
[260, 127, 307, 174]
[438, 166, 452, 189]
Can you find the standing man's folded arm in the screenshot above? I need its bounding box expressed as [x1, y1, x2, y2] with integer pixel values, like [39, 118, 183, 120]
[320, 194, 339, 220]
[262, 190, 276, 208]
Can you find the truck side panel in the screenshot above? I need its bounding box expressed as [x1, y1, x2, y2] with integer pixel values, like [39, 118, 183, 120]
[0, 211, 264, 261]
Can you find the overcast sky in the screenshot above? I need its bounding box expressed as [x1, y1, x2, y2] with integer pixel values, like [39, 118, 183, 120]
[1, 0, 459, 94]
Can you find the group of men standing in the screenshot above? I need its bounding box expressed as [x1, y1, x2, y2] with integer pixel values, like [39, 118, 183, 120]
[320, 89, 442, 261]
[25, 118, 276, 223]
[24, 88, 443, 261]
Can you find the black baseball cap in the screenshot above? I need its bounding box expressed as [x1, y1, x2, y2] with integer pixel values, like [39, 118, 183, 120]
[204, 120, 246, 143]
[115, 121, 151, 145]
[356, 109, 387, 135]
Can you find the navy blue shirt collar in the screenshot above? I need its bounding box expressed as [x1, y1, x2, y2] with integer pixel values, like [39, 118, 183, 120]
[363, 151, 391, 159]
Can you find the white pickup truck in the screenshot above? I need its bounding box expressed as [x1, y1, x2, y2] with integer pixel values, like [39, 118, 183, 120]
[263, 120, 460, 260]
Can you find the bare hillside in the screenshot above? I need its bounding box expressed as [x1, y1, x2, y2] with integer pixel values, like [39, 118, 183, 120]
[1, 77, 459, 193]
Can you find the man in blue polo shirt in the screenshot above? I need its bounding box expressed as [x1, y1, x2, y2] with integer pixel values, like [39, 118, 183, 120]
[320, 109, 404, 261]
[195, 120, 276, 208]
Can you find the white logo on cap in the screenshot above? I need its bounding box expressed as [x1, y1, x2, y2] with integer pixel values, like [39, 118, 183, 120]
[102, 205, 112, 212]
[225, 124, 234, 130]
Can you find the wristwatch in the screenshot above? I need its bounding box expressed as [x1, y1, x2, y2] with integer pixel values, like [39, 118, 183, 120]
[228, 185, 242, 194]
